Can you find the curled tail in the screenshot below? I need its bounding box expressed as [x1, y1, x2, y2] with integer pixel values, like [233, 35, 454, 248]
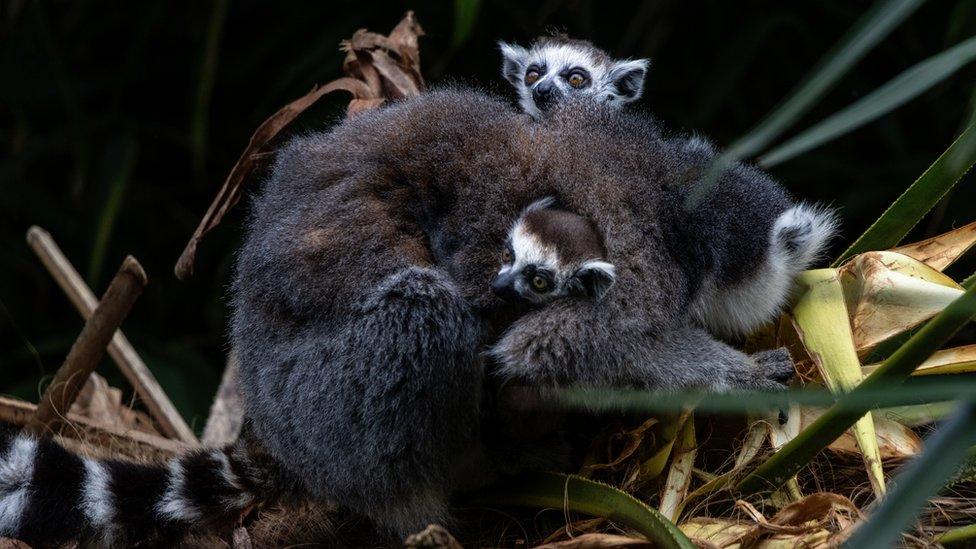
[692, 202, 838, 337]
[0, 426, 274, 547]
[771, 202, 838, 270]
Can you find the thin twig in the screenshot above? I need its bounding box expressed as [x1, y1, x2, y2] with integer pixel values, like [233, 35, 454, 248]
[27, 226, 198, 444]
[27, 255, 147, 436]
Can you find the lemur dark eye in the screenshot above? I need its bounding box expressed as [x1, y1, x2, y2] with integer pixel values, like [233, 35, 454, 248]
[531, 275, 550, 292]
[567, 71, 587, 88]
[502, 248, 512, 263]
[525, 70, 540, 85]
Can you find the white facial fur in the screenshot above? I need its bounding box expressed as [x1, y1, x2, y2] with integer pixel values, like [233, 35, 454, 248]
[496, 198, 616, 303]
[499, 40, 649, 119]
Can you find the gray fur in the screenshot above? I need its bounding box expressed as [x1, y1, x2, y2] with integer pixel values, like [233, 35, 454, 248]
[231, 88, 833, 535]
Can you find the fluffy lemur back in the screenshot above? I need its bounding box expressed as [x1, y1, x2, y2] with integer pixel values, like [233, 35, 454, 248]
[0, 89, 834, 546]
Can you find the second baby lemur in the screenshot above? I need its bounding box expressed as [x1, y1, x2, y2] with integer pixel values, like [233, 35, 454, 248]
[0, 89, 835, 546]
[492, 197, 616, 306]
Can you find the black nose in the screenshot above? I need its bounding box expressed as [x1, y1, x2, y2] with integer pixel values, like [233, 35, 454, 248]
[491, 273, 520, 302]
[532, 81, 557, 109]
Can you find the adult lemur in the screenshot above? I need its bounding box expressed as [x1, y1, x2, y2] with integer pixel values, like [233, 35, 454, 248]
[0, 89, 834, 546]
[499, 35, 650, 119]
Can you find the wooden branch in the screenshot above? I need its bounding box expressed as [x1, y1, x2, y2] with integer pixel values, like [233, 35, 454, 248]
[27, 226, 198, 444]
[27, 255, 147, 436]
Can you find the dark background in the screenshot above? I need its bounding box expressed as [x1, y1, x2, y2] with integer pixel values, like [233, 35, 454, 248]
[2, 1, 975, 431]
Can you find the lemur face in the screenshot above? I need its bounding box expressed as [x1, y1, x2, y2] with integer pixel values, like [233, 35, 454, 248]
[492, 198, 616, 305]
[499, 37, 649, 119]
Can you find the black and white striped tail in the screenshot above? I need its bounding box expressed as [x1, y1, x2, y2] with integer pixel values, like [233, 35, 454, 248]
[0, 426, 259, 547]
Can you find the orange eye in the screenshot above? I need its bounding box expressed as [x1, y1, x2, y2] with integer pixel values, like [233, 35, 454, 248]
[525, 70, 540, 85]
[502, 249, 512, 262]
[568, 73, 586, 88]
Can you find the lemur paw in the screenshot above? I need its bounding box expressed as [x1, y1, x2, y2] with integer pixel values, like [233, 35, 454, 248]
[749, 347, 795, 390]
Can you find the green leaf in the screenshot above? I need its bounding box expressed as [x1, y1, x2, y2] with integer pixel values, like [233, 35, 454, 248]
[760, 35, 976, 167]
[964, 270, 976, 290]
[833, 120, 976, 266]
[938, 523, 976, 547]
[737, 282, 976, 494]
[684, 0, 924, 209]
[842, 401, 976, 549]
[87, 134, 138, 286]
[452, 0, 481, 47]
[191, 0, 229, 179]
[553, 378, 976, 415]
[470, 471, 695, 548]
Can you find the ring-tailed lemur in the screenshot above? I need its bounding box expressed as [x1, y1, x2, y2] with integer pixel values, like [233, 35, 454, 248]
[0, 88, 835, 546]
[499, 35, 649, 119]
[491, 197, 615, 305]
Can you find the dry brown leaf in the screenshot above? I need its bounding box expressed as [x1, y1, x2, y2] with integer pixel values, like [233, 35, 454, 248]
[173, 77, 370, 279]
[838, 251, 963, 353]
[698, 493, 858, 548]
[70, 373, 159, 436]
[371, 49, 422, 98]
[0, 395, 186, 459]
[580, 418, 658, 476]
[533, 533, 653, 548]
[890, 221, 976, 272]
[768, 492, 860, 527]
[680, 517, 832, 549]
[175, 12, 425, 279]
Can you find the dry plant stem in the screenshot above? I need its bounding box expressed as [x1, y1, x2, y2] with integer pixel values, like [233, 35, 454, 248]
[27, 226, 198, 444]
[27, 255, 147, 437]
[202, 351, 244, 446]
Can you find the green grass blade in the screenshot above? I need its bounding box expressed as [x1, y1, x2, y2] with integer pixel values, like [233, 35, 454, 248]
[842, 401, 976, 549]
[938, 522, 976, 547]
[452, 0, 481, 47]
[760, 35, 976, 167]
[553, 378, 976, 415]
[833, 120, 976, 266]
[87, 135, 138, 286]
[685, 0, 924, 209]
[964, 270, 976, 289]
[470, 471, 695, 548]
[191, 0, 229, 179]
[738, 282, 976, 494]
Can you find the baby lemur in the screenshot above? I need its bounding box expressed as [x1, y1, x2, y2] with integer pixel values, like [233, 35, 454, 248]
[0, 89, 834, 546]
[492, 197, 615, 305]
[499, 35, 649, 118]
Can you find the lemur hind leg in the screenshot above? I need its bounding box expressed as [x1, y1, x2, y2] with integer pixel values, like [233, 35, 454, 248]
[322, 266, 483, 537]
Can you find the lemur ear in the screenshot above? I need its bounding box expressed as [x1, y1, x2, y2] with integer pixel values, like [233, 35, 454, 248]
[499, 41, 530, 86]
[572, 260, 616, 299]
[608, 59, 650, 102]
